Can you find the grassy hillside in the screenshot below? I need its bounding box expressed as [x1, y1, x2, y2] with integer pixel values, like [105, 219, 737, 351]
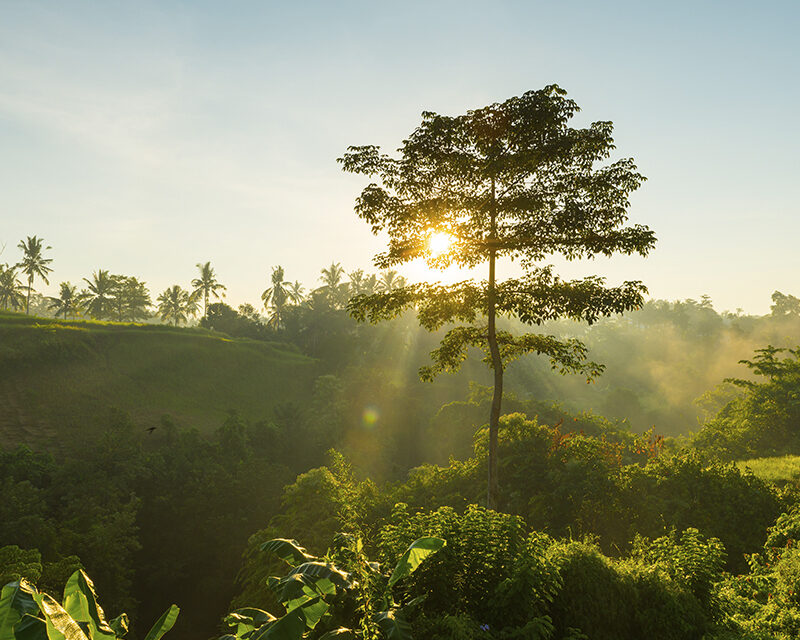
[0, 312, 315, 453]
[736, 455, 800, 484]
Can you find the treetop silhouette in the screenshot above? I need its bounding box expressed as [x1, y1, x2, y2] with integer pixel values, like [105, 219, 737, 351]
[340, 85, 656, 508]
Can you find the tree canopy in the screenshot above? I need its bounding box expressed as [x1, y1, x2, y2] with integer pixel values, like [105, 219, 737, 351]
[340, 85, 655, 507]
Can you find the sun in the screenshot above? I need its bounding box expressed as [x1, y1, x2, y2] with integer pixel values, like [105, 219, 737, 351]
[428, 231, 454, 257]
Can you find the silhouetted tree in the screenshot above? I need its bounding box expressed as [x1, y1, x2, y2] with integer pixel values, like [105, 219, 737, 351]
[317, 262, 348, 309]
[770, 291, 800, 317]
[261, 266, 291, 329]
[192, 261, 226, 318]
[288, 281, 306, 304]
[340, 85, 655, 507]
[157, 285, 197, 326]
[111, 276, 152, 321]
[49, 282, 79, 320]
[378, 269, 406, 293]
[80, 269, 117, 320]
[0, 264, 25, 311]
[16, 236, 53, 315]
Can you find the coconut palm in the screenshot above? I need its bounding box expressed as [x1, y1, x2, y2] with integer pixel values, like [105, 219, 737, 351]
[363, 273, 378, 295]
[49, 282, 79, 319]
[378, 269, 406, 293]
[348, 269, 367, 296]
[191, 261, 226, 318]
[287, 280, 305, 305]
[157, 285, 197, 326]
[0, 264, 25, 311]
[261, 266, 292, 329]
[79, 270, 116, 320]
[16, 236, 53, 315]
[317, 262, 349, 308]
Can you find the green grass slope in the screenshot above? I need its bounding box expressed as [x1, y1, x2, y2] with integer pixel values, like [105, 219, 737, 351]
[736, 455, 800, 484]
[0, 312, 315, 453]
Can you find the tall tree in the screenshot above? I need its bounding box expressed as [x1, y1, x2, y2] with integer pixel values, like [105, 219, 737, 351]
[317, 262, 348, 309]
[79, 270, 116, 320]
[191, 261, 226, 318]
[49, 282, 79, 319]
[378, 269, 406, 293]
[0, 264, 25, 311]
[16, 236, 53, 315]
[340, 86, 655, 508]
[287, 280, 306, 304]
[261, 266, 291, 329]
[110, 276, 152, 321]
[157, 285, 197, 326]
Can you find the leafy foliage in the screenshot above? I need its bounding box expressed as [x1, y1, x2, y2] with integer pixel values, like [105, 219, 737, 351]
[341, 85, 655, 506]
[222, 534, 444, 640]
[695, 346, 800, 459]
[0, 570, 177, 640]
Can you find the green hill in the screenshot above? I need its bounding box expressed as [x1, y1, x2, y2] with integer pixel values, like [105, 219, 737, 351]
[0, 312, 315, 454]
[736, 455, 800, 484]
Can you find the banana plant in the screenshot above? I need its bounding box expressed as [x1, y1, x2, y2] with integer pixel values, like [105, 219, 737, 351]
[0, 570, 179, 640]
[221, 535, 445, 640]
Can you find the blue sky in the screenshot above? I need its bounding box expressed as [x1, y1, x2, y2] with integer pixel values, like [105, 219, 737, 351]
[1, 1, 798, 313]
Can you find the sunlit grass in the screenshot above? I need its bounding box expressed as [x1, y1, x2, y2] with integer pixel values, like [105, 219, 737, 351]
[736, 455, 800, 483]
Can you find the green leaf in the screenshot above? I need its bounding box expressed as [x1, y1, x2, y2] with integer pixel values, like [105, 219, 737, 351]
[61, 571, 115, 640]
[142, 605, 179, 640]
[318, 629, 355, 640]
[224, 609, 276, 636]
[32, 593, 88, 640]
[0, 588, 19, 640]
[286, 596, 328, 630]
[13, 615, 46, 640]
[249, 610, 305, 640]
[260, 540, 316, 567]
[387, 538, 445, 587]
[285, 563, 348, 590]
[374, 609, 412, 640]
[107, 615, 128, 639]
[0, 581, 36, 640]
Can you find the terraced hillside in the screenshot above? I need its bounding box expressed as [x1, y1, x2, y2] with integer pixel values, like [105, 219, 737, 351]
[0, 312, 315, 454]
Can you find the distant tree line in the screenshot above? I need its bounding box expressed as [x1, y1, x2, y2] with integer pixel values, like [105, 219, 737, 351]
[0, 236, 408, 328]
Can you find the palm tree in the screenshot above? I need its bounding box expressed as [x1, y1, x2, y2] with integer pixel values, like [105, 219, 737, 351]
[0, 264, 25, 311]
[287, 281, 305, 304]
[318, 262, 348, 308]
[348, 269, 366, 295]
[79, 270, 116, 320]
[157, 285, 197, 326]
[378, 269, 406, 293]
[191, 261, 226, 318]
[363, 273, 378, 295]
[16, 236, 53, 315]
[49, 282, 79, 319]
[261, 266, 291, 329]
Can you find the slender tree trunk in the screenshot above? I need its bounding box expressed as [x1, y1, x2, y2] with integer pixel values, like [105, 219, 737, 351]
[487, 177, 503, 510]
[26, 275, 32, 315]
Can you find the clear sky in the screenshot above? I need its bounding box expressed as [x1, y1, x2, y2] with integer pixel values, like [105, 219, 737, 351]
[1, 1, 798, 314]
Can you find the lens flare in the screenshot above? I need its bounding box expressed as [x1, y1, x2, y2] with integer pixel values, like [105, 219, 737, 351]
[362, 405, 380, 428]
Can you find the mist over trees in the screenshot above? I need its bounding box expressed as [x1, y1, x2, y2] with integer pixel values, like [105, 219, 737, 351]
[5, 85, 800, 640]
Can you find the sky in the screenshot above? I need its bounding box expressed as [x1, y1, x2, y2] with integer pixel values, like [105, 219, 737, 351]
[1, 1, 798, 314]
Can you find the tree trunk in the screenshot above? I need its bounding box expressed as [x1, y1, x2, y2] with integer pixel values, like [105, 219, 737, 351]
[487, 177, 503, 510]
[26, 276, 32, 315]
